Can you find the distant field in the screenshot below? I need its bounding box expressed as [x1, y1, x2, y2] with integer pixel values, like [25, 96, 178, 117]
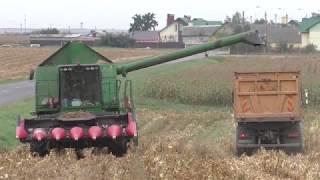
[0, 47, 167, 80]
[0, 34, 29, 45]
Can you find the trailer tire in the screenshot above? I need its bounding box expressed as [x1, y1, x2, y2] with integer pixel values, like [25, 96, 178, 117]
[282, 123, 303, 154]
[236, 124, 254, 156]
[236, 124, 245, 156]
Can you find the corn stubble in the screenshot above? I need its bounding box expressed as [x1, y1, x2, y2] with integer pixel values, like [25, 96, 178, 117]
[1, 108, 320, 179]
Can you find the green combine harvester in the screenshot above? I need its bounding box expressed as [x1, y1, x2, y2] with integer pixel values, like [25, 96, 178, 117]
[16, 31, 262, 157]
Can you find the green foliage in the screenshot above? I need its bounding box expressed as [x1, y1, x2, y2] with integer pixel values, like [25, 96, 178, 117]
[0, 98, 34, 148]
[254, 18, 267, 24]
[225, 11, 244, 24]
[231, 12, 242, 24]
[33, 28, 60, 34]
[304, 44, 317, 53]
[129, 12, 158, 32]
[99, 32, 135, 48]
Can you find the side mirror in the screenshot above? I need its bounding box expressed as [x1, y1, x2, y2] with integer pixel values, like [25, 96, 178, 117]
[29, 69, 35, 80]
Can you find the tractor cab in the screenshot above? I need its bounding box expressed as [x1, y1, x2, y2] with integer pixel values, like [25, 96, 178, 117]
[59, 64, 102, 110]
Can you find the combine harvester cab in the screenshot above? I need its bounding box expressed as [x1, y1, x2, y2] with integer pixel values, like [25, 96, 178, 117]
[16, 31, 263, 157]
[233, 72, 303, 156]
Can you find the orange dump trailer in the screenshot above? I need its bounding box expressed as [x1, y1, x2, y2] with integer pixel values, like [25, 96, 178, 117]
[233, 72, 303, 155]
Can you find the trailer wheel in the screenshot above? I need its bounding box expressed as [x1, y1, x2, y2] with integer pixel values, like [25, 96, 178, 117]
[30, 141, 49, 157]
[236, 124, 254, 156]
[109, 138, 128, 157]
[282, 123, 303, 154]
[236, 124, 244, 156]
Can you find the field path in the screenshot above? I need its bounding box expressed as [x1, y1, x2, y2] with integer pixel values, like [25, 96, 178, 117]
[0, 80, 34, 106]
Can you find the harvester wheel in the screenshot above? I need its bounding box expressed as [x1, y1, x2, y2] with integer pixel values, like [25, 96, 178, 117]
[109, 138, 128, 157]
[30, 141, 49, 157]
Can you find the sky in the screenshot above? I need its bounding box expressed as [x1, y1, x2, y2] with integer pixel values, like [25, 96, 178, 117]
[1, 0, 319, 30]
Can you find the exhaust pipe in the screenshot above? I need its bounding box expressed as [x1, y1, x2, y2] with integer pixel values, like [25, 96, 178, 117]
[107, 125, 121, 140]
[51, 128, 65, 141]
[33, 128, 47, 141]
[70, 127, 84, 141]
[88, 126, 102, 140]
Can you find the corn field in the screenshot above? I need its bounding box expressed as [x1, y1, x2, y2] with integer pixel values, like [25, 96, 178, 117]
[143, 55, 320, 107]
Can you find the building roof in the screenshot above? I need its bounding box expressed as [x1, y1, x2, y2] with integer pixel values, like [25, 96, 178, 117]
[131, 31, 160, 42]
[159, 18, 190, 33]
[176, 17, 191, 26]
[182, 26, 220, 37]
[299, 16, 320, 33]
[251, 24, 301, 43]
[288, 20, 300, 27]
[190, 18, 222, 26]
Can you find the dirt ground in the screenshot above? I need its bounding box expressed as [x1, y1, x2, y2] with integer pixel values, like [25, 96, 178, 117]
[0, 47, 165, 80]
[1, 108, 320, 180]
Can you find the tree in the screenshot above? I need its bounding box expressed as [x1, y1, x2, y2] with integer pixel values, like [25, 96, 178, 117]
[33, 28, 60, 34]
[99, 32, 135, 48]
[224, 16, 231, 23]
[254, 18, 267, 24]
[231, 12, 242, 24]
[129, 12, 158, 32]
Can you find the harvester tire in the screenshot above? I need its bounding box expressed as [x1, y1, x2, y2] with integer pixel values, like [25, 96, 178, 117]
[30, 141, 49, 157]
[109, 138, 128, 157]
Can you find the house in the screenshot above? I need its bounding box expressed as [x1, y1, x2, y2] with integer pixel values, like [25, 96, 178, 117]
[251, 24, 301, 49]
[131, 31, 183, 48]
[299, 15, 320, 50]
[131, 31, 160, 43]
[159, 14, 190, 43]
[29, 34, 99, 46]
[182, 26, 220, 47]
[130, 31, 161, 48]
[210, 23, 301, 53]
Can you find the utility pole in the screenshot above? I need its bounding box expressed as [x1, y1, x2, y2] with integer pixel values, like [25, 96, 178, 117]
[265, 11, 268, 53]
[24, 15, 27, 33]
[242, 11, 245, 24]
[80, 22, 84, 29]
[264, 11, 267, 22]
